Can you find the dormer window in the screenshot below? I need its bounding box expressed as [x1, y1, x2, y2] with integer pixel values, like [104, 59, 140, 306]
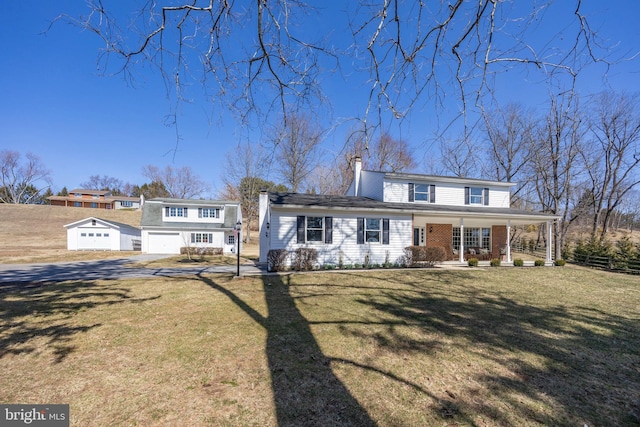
[408, 183, 435, 203]
[465, 187, 489, 206]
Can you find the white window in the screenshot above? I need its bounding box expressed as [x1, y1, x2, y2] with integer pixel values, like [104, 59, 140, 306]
[166, 207, 188, 217]
[191, 233, 213, 243]
[453, 227, 491, 250]
[365, 218, 381, 243]
[470, 188, 483, 205]
[414, 184, 431, 202]
[198, 208, 220, 218]
[306, 216, 324, 242]
[121, 201, 133, 207]
[228, 235, 235, 245]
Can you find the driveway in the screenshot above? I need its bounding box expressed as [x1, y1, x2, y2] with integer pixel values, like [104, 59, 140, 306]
[0, 254, 266, 284]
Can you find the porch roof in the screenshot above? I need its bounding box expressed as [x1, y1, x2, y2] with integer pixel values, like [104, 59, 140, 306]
[268, 192, 559, 226]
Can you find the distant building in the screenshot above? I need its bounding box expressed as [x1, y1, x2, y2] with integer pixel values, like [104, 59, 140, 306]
[48, 189, 142, 210]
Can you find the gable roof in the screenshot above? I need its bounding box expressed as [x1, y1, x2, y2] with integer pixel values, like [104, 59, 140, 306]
[381, 171, 516, 187]
[63, 217, 140, 231]
[267, 192, 559, 224]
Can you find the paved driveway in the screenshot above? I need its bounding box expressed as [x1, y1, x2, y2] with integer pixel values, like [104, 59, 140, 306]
[0, 254, 265, 284]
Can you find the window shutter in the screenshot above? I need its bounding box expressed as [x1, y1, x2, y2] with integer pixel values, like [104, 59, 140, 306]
[408, 183, 414, 202]
[357, 218, 364, 244]
[190, 233, 195, 243]
[382, 218, 390, 245]
[429, 184, 436, 203]
[464, 187, 470, 205]
[198, 208, 202, 218]
[297, 216, 306, 243]
[325, 217, 333, 244]
[165, 207, 170, 216]
[184, 207, 188, 217]
[484, 188, 489, 206]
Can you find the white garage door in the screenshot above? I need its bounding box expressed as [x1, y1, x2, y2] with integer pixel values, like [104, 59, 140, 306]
[147, 232, 182, 254]
[78, 227, 111, 250]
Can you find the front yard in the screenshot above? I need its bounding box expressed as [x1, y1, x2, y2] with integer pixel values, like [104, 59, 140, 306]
[1, 266, 638, 426]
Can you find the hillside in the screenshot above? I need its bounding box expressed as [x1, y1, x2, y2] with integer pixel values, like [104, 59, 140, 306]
[0, 204, 142, 263]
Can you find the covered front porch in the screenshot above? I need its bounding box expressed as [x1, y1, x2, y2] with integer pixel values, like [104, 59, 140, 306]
[411, 211, 559, 265]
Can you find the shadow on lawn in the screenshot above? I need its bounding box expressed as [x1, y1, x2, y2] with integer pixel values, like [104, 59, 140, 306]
[0, 280, 159, 363]
[195, 272, 376, 426]
[343, 270, 640, 426]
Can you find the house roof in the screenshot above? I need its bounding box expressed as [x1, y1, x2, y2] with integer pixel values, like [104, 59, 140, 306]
[63, 217, 140, 231]
[146, 197, 238, 206]
[140, 200, 239, 230]
[69, 189, 112, 195]
[382, 171, 516, 187]
[267, 192, 559, 225]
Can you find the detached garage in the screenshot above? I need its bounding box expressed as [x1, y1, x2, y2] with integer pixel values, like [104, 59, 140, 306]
[64, 217, 141, 251]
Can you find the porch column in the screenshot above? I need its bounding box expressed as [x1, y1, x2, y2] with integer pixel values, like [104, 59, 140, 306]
[506, 220, 512, 263]
[459, 218, 465, 263]
[546, 220, 553, 263]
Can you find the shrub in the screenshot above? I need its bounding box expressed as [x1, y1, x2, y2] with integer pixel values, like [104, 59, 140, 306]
[293, 247, 318, 271]
[534, 259, 545, 267]
[403, 246, 446, 267]
[467, 257, 479, 267]
[180, 247, 223, 256]
[554, 259, 566, 267]
[490, 258, 501, 267]
[513, 258, 524, 267]
[267, 249, 288, 272]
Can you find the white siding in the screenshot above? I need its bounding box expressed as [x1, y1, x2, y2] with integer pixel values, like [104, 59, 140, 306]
[384, 179, 512, 208]
[162, 205, 226, 224]
[267, 210, 412, 267]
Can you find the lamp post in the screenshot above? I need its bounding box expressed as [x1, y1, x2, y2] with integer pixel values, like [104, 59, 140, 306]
[235, 220, 242, 277]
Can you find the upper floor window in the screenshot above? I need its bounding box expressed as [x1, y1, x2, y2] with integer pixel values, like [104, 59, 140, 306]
[74, 193, 82, 198]
[92, 194, 99, 199]
[165, 207, 188, 217]
[465, 187, 489, 206]
[198, 207, 220, 218]
[409, 183, 435, 203]
[297, 216, 333, 244]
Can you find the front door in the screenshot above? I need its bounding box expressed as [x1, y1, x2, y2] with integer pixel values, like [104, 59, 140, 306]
[413, 227, 425, 246]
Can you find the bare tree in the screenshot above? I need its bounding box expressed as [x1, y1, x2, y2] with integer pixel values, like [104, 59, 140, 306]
[0, 150, 52, 204]
[583, 91, 640, 240]
[80, 174, 125, 194]
[220, 141, 273, 242]
[270, 112, 323, 192]
[439, 136, 477, 178]
[142, 165, 209, 199]
[63, 1, 619, 141]
[368, 133, 416, 173]
[482, 103, 536, 204]
[530, 91, 586, 257]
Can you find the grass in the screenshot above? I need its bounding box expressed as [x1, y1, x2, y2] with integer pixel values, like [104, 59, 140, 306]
[1, 266, 639, 426]
[0, 204, 141, 264]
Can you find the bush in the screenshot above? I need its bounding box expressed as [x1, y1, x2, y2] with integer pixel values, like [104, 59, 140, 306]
[513, 258, 524, 267]
[490, 258, 501, 267]
[292, 247, 318, 271]
[403, 246, 446, 267]
[267, 249, 288, 272]
[534, 259, 545, 267]
[180, 247, 223, 256]
[554, 259, 566, 267]
[468, 257, 479, 267]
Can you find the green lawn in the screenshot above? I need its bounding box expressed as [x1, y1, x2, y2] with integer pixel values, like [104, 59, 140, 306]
[1, 266, 638, 426]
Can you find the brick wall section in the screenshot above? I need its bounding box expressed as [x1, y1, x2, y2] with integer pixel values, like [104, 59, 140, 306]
[492, 225, 507, 258]
[426, 223, 454, 260]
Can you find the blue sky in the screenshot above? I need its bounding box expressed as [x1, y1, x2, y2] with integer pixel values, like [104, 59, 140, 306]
[2, 1, 639, 196]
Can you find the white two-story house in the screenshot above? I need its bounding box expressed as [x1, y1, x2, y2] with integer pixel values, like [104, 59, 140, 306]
[141, 198, 242, 255]
[259, 158, 559, 266]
